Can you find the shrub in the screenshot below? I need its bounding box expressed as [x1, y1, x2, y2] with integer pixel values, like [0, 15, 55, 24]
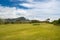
[52, 18, 60, 25]
[33, 23, 40, 26]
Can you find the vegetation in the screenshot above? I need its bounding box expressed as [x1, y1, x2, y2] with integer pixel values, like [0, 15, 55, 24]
[52, 18, 60, 25]
[0, 17, 30, 24]
[31, 20, 40, 23]
[0, 17, 41, 24]
[0, 23, 60, 40]
[0, 17, 60, 40]
[0, 17, 60, 26]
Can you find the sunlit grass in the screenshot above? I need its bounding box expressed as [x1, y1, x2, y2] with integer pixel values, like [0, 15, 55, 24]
[0, 23, 60, 40]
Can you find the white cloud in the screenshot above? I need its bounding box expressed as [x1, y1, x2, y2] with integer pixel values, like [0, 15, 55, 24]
[0, 6, 16, 18]
[19, 0, 60, 21]
[0, 6, 28, 19]
[0, 0, 60, 21]
[20, 3, 33, 8]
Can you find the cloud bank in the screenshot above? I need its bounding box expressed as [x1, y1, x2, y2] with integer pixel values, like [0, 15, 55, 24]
[0, 0, 60, 21]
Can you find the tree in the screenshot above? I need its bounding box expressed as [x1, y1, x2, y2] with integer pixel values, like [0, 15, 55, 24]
[52, 18, 60, 25]
[0, 18, 2, 24]
[31, 20, 40, 23]
[45, 18, 50, 23]
[0, 18, 5, 24]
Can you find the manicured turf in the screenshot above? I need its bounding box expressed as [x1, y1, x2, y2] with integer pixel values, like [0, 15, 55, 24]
[0, 23, 60, 40]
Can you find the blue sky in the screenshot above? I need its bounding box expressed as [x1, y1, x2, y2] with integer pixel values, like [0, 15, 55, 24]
[0, 0, 60, 21]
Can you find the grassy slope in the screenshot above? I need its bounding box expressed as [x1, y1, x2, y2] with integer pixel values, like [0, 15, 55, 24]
[0, 23, 60, 40]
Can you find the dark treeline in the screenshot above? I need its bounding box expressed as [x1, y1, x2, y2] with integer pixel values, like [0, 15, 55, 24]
[0, 17, 60, 25]
[0, 17, 49, 24]
[0, 17, 30, 24]
[51, 19, 60, 25]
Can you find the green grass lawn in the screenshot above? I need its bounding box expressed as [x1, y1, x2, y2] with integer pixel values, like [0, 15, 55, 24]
[0, 23, 60, 40]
